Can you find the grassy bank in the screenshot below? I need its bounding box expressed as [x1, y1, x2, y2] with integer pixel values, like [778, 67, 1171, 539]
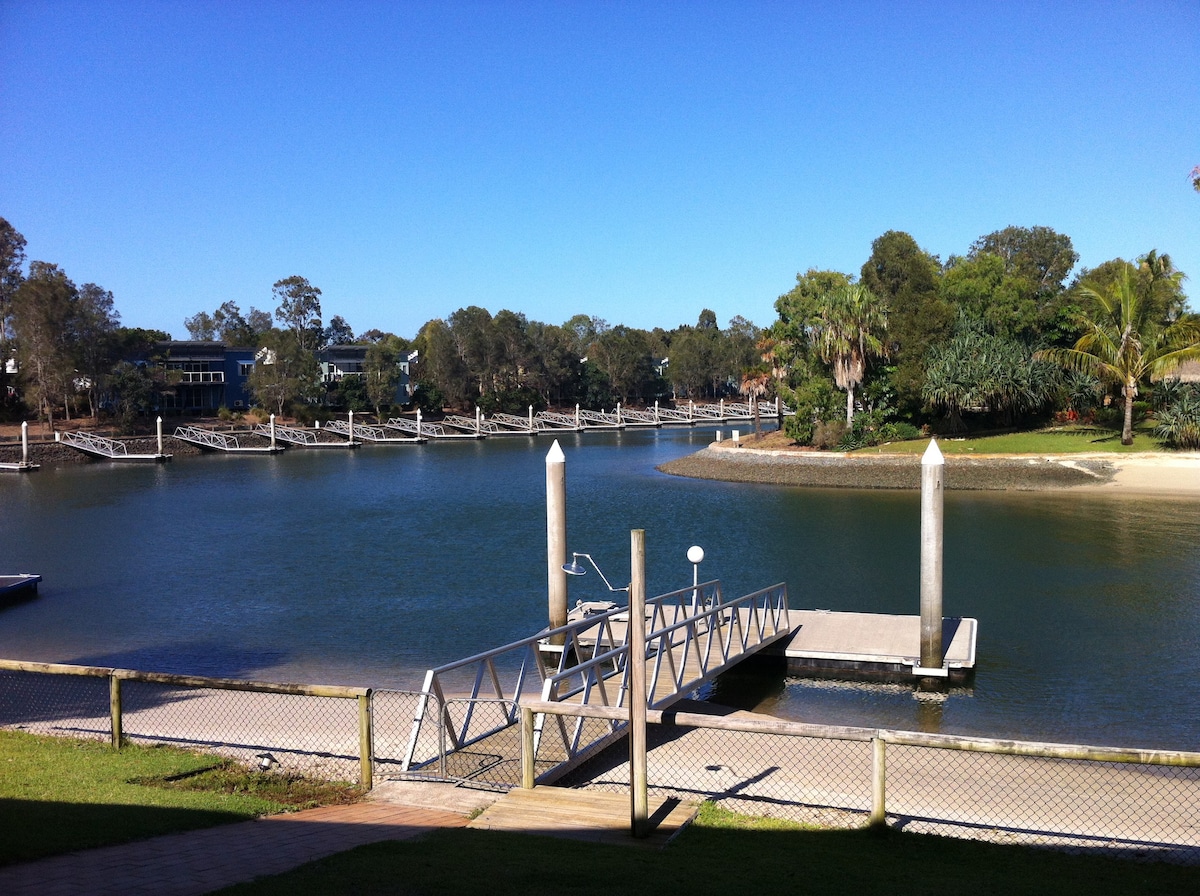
[855, 423, 1164, 455]
[216, 803, 1200, 896]
[0, 730, 361, 866]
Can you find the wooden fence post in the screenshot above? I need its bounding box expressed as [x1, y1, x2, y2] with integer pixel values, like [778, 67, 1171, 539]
[359, 692, 374, 789]
[870, 736, 886, 826]
[110, 673, 122, 749]
[521, 706, 536, 789]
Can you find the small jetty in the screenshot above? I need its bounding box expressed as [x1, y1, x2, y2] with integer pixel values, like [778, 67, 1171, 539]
[0, 460, 38, 473]
[0, 574, 41, 601]
[173, 426, 283, 454]
[324, 419, 425, 443]
[59, 431, 171, 463]
[765, 610, 977, 682]
[251, 423, 359, 449]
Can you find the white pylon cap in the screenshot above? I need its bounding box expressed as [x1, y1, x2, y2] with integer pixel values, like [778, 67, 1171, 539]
[922, 438, 944, 466]
[547, 439, 565, 463]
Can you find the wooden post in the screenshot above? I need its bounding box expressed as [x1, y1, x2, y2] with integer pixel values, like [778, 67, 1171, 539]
[110, 674, 122, 749]
[870, 736, 886, 826]
[358, 692, 374, 789]
[630, 528, 649, 837]
[521, 706, 536, 789]
[920, 439, 945, 671]
[546, 441, 568, 640]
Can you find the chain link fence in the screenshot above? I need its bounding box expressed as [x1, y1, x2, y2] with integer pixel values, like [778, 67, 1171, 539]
[539, 704, 1200, 865]
[7, 659, 1200, 864]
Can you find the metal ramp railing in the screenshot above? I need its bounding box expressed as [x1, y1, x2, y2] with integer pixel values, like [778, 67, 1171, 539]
[442, 415, 502, 434]
[59, 431, 130, 458]
[384, 417, 446, 438]
[399, 581, 791, 784]
[252, 423, 317, 445]
[578, 409, 622, 428]
[491, 413, 542, 433]
[535, 411, 581, 430]
[534, 582, 791, 776]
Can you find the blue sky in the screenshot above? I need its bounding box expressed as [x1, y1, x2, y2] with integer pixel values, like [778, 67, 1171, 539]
[2, 1, 1197, 340]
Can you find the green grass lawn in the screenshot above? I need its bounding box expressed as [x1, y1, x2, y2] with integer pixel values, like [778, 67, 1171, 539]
[855, 422, 1167, 455]
[215, 803, 1200, 896]
[0, 730, 361, 866]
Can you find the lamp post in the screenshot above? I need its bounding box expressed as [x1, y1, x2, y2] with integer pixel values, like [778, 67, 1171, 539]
[687, 545, 704, 613]
[563, 531, 650, 838]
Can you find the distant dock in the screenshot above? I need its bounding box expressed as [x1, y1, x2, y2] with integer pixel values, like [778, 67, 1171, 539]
[764, 609, 977, 682]
[0, 574, 41, 601]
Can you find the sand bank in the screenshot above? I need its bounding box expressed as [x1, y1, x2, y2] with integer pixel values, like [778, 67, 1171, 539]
[658, 442, 1200, 496]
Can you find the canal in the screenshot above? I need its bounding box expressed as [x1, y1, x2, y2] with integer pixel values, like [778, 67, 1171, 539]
[1, 427, 1197, 750]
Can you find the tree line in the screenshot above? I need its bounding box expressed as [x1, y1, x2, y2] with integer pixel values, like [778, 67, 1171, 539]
[3, 212, 1197, 447]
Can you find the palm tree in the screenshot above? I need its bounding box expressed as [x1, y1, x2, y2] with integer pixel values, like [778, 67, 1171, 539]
[1037, 264, 1200, 445]
[738, 370, 771, 436]
[810, 283, 887, 424]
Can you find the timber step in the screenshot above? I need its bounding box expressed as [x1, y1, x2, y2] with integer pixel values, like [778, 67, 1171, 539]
[468, 786, 700, 848]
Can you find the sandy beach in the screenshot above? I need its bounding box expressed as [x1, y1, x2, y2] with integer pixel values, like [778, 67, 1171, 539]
[658, 441, 1200, 496]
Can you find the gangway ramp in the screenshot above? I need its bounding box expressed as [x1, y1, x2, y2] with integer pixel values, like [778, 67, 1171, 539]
[440, 415, 499, 438]
[173, 426, 282, 453]
[490, 412, 541, 434]
[252, 423, 359, 449]
[60, 431, 171, 462]
[393, 581, 791, 787]
[326, 419, 426, 443]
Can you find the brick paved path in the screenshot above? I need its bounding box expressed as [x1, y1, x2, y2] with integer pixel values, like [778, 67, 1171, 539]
[0, 801, 467, 896]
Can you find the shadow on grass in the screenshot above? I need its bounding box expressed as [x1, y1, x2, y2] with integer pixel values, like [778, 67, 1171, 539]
[212, 823, 1200, 896]
[0, 798, 247, 867]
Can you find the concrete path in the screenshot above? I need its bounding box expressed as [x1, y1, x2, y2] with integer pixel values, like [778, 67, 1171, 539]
[0, 797, 472, 896]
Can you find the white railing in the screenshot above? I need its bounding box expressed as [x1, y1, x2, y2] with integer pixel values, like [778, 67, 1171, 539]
[442, 415, 501, 434]
[253, 423, 317, 445]
[384, 417, 446, 438]
[535, 411, 581, 429]
[173, 426, 240, 450]
[534, 583, 790, 770]
[491, 413, 542, 433]
[176, 371, 225, 384]
[59, 431, 128, 457]
[401, 581, 791, 779]
[578, 409, 622, 427]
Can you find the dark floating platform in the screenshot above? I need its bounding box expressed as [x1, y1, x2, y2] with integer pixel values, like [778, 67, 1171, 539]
[0, 574, 42, 601]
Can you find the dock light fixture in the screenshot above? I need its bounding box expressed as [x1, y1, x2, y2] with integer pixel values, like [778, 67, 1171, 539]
[562, 552, 629, 593]
[687, 545, 705, 612]
[256, 753, 277, 771]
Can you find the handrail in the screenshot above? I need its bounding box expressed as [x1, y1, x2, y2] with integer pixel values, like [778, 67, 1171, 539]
[400, 580, 733, 770]
[174, 425, 240, 450]
[253, 423, 317, 445]
[60, 431, 129, 456]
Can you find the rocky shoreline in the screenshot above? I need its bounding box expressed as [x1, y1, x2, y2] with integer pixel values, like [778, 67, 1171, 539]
[657, 444, 1117, 491]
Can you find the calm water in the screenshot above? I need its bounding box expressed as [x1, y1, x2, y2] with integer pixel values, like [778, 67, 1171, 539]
[2, 428, 1198, 750]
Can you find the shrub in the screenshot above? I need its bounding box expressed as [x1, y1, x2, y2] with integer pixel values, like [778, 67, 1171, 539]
[813, 420, 847, 450]
[1155, 390, 1200, 449]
